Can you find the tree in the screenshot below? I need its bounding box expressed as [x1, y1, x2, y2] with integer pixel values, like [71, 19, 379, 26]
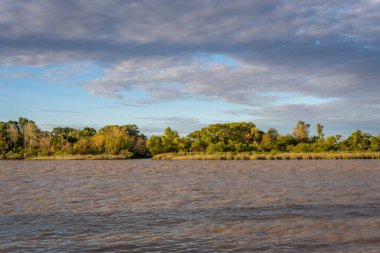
[261, 128, 279, 151]
[50, 127, 79, 153]
[178, 137, 191, 152]
[161, 127, 179, 153]
[131, 136, 148, 157]
[5, 121, 21, 152]
[0, 122, 10, 155]
[97, 125, 131, 155]
[23, 121, 40, 157]
[80, 127, 97, 137]
[186, 122, 259, 152]
[39, 131, 52, 155]
[370, 135, 380, 151]
[293, 121, 310, 141]
[316, 123, 324, 139]
[146, 136, 164, 155]
[345, 130, 371, 151]
[18, 117, 30, 133]
[276, 134, 298, 151]
[73, 137, 94, 154]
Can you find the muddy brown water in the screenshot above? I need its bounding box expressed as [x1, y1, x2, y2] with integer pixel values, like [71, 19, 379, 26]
[1, 160, 380, 252]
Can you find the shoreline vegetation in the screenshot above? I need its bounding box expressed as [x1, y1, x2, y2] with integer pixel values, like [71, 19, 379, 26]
[2, 152, 380, 160]
[28, 154, 129, 160]
[153, 152, 380, 160]
[1, 117, 380, 160]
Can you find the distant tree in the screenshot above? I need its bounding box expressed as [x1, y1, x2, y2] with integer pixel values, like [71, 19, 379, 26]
[178, 137, 191, 152]
[292, 143, 314, 153]
[161, 127, 180, 153]
[261, 128, 279, 151]
[97, 125, 131, 155]
[316, 123, 324, 139]
[18, 117, 30, 133]
[131, 135, 148, 157]
[370, 135, 380, 151]
[146, 136, 164, 155]
[2, 117, 380, 159]
[7, 122, 21, 152]
[268, 128, 279, 140]
[293, 121, 310, 141]
[80, 127, 97, 138]
[73, 137, 94, 155]
[276, 134, 298, 152]
[38, 131, 52, 155]
[188, 130, 207, 152]
[321, 136, 338, 151]
[344, 130, 371, 151]
[50, 127, 80, 153]
[23, 121, 40, 157]
[0, 122, 10, 155]
[186, 122, 259, 152]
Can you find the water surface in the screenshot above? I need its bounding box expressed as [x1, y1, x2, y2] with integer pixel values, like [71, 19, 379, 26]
[1, 160, 380, 252]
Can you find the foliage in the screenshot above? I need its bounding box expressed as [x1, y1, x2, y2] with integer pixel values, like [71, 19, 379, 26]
[293, 121, 310, 141]
[147, 121, 379, 155]
[0, 118, 148, 159]
[0, 117, 379, 159]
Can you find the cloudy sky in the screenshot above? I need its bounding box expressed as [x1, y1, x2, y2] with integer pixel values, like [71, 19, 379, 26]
[1, 0, 379, 136]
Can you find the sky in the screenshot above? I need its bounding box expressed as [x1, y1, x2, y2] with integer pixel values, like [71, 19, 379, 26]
[1, 0, 380, 137]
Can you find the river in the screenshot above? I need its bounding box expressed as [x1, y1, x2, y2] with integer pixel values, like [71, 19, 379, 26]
[1, 160, 380, 252]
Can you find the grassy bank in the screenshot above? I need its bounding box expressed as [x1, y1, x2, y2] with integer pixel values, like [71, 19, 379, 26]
[153, 152, 380, 160]
[27, 154, 129, 160]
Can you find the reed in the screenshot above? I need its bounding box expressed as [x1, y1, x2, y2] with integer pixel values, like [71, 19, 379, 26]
[28, 154, 129, 160]
[152, 152, 380, 160]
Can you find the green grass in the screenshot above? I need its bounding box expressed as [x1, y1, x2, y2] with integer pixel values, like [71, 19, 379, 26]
[152, 152, 380, 160]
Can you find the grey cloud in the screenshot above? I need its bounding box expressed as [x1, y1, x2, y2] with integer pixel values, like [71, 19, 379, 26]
[224, 99, 380, 136]
[2, 0, 379, 65]
[1, 0, 380, 133]
[85, 56, 374, 105]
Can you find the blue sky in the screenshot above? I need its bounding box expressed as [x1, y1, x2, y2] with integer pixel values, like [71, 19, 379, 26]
[1, 0, 380, 136]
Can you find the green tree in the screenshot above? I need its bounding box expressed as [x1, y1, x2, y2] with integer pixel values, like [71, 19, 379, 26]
[161, 127, 180, 153]
[146, 135, 164, 155]
[51, 127, 79, 153]
[261, 128, 279, 151]
[370, 135, 380, 151]
[316, 123, 324, 139]
[345, 130, 371, 151]
[276, 134, 298, 152]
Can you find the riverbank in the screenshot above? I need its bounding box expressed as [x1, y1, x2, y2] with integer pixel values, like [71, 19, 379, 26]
[28, 154, 129, 160]
[2, 152, 380, 160]
[153, 152, 380, 160]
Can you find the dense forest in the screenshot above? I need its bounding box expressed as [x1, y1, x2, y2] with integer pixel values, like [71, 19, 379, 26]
[0, 117, 379, 159]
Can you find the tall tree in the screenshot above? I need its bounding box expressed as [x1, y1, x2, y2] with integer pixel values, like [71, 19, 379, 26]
[23, 121, 40, 157]
[316, 123, 324, 139]
[161, 127, 180, 153]
[7, 122, 21, 152]
[293, 121, 310, 141]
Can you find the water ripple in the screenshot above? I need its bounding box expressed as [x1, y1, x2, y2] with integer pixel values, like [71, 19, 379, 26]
[1, 160, 380, 252]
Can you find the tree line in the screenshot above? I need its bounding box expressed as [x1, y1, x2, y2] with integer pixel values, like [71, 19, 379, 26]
[0, 118, 147, 159]
[0, 118, 379, 159]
